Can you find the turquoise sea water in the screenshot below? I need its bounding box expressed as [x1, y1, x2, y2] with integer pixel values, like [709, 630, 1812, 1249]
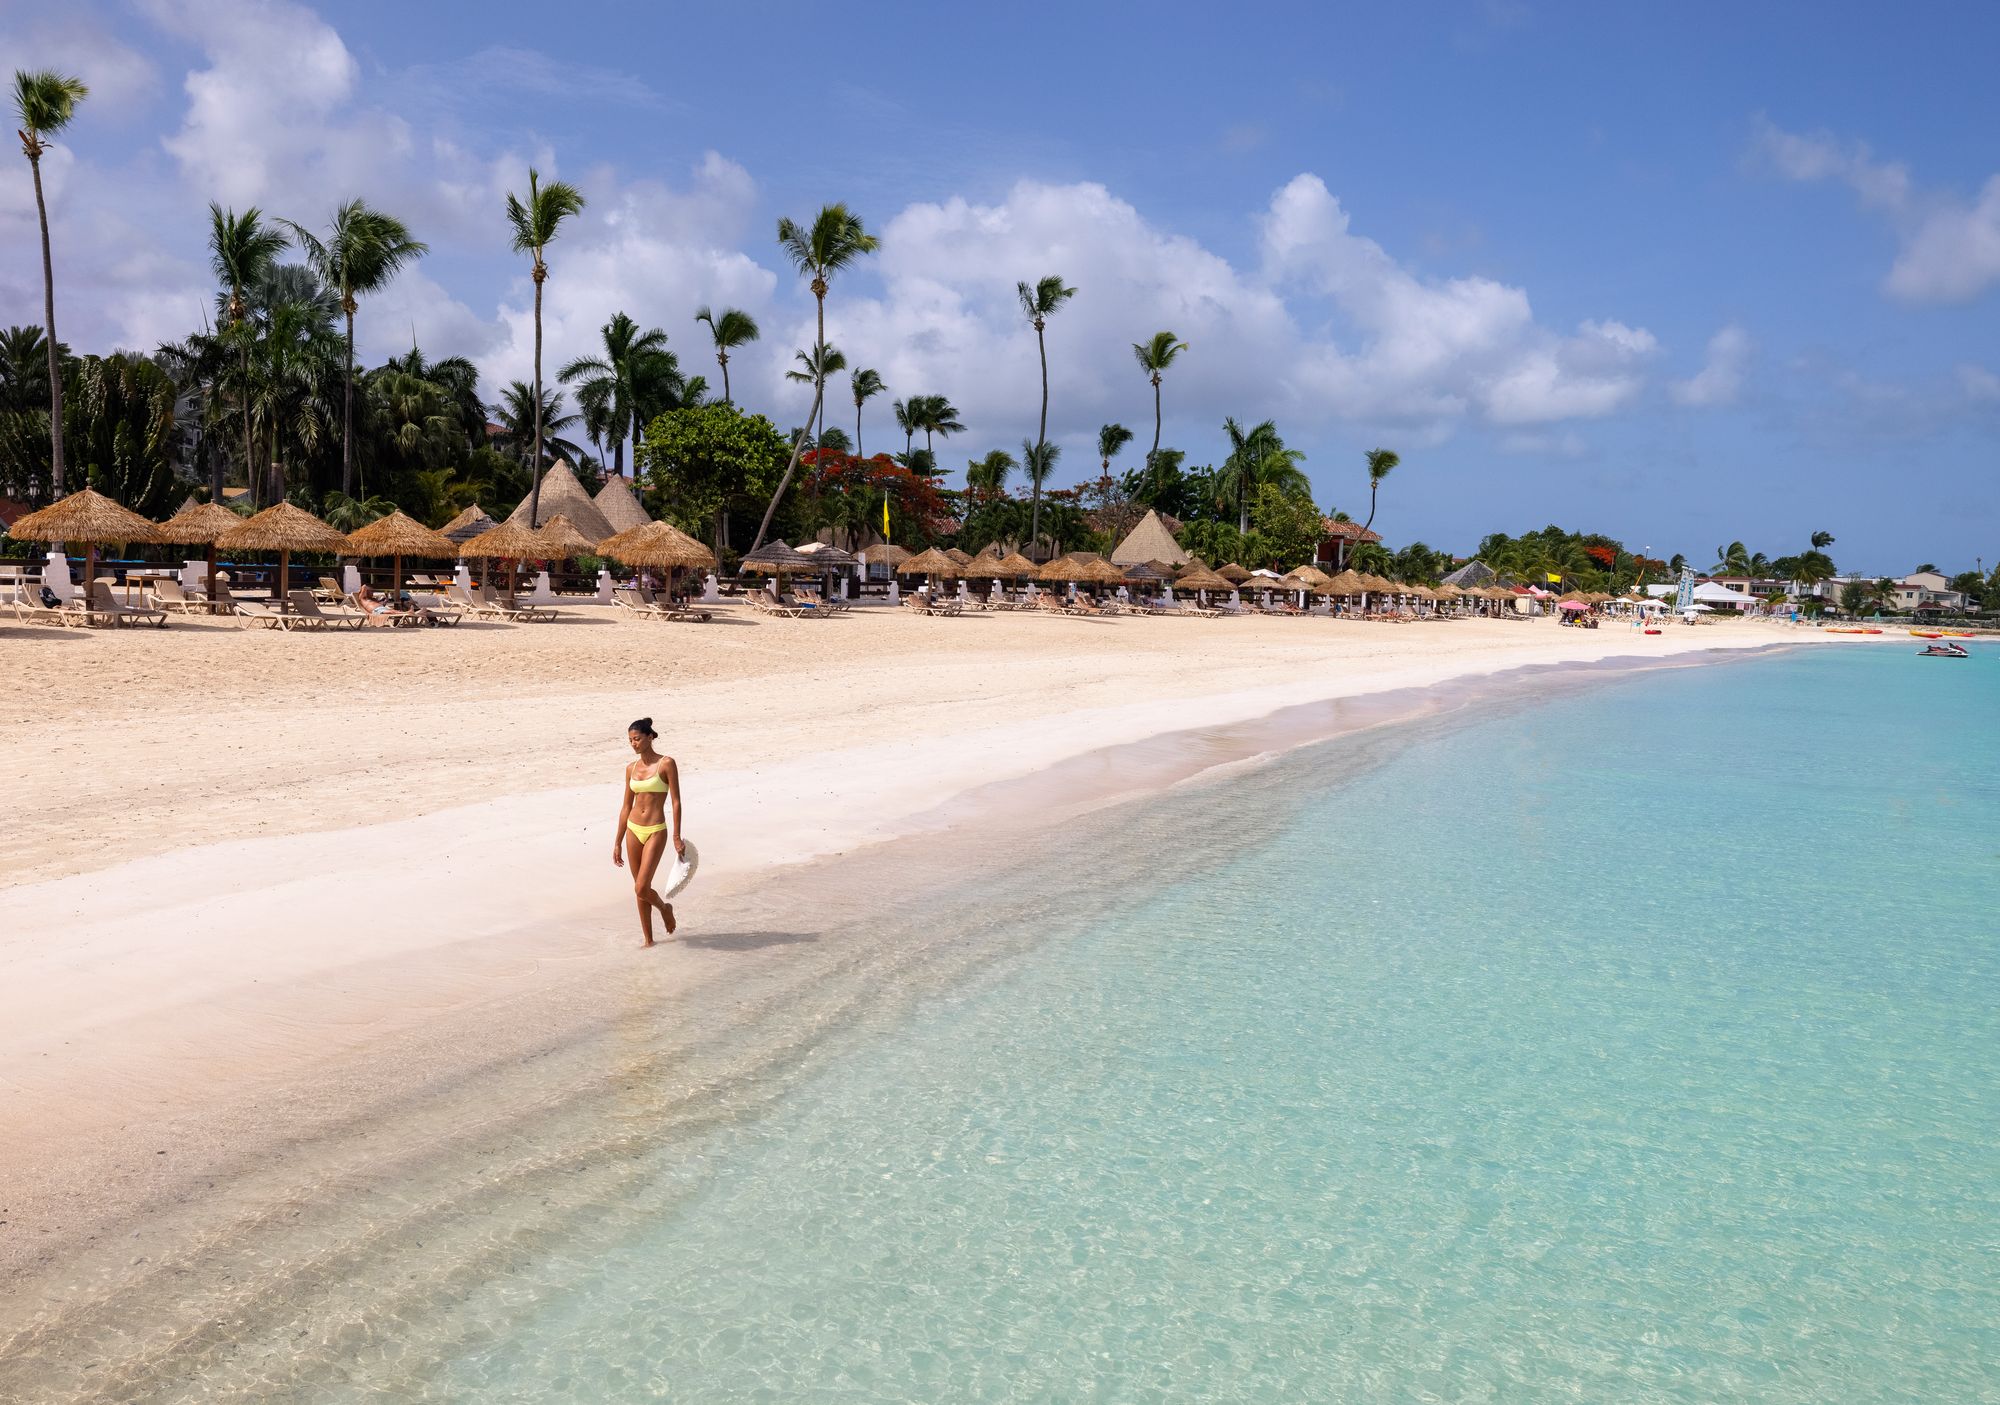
[408, 645, 2000, 1403]
[233, 645, 1994, 1402]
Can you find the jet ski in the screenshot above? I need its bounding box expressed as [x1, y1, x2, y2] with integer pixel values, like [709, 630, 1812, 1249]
[1918, 642, 1969, 658]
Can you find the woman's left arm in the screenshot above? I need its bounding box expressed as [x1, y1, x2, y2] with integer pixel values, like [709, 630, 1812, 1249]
[666, 758, 685, 856]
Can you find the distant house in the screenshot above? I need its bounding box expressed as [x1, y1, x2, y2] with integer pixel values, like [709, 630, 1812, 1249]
[1646, 580, 1762, 611]
[1314, 518, 1381, 570]
[1890, 571, 1967, 612]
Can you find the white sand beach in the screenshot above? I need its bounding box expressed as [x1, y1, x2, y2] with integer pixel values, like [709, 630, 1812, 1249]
[0, 611, 1840, 1300]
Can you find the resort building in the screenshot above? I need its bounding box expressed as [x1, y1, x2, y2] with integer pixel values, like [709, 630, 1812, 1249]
[1314, 518, 1382, 571]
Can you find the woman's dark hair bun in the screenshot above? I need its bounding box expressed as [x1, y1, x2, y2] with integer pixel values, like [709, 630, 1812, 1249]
[629, 717, 656, 737]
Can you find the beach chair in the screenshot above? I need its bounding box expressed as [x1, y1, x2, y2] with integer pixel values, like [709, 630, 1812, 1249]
[346, 591, 424, 627]
[478, 583, 558, 622]
[12, 586, 84, 627]
[86, 579, 169, 628]
[146, 578, 209, 616]
[614, 587, 671, 620]
[314, 575, 345, 603]
[234, 600, 298, 630]
[287, 589, 364, 629]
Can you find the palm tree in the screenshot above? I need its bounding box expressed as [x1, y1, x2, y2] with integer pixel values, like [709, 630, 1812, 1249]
[491, 381, 581, 466]
[13, 70, 88, 492]
[693, 306, 759, 405]
[1220, 418, 1308, 532]
[1018, 274, 1076, 546]
[1811, 530, 1836, 551]
[966, 448, 1017, 495]
[282, 200, 427, 499]
[1361, 448, 1400, 538]
[850, 368, 886, 457]
[785, 343, 848, 450]
[915, 393, 964, 461]
[1021, 439, 1060, 547]
[500, 168, 585, 520]
[753, 204, 879, 552]
[208, 203, 287, 502]
[560, 312, 672, 477]
[1132, 331, 1188, 474]
[893, 397, 919, 460]
[1097, 423, 1134, 488]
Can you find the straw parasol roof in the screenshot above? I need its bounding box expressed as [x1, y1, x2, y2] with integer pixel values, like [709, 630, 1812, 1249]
[1175, 564, 1235, 593]
[1286, 564, 1332, 587]
[1037, 554, 1094, 582]
[860, 542, 911, 566]
[8, 487, 159, 544]
[457, 519, 549, 560]
[1434, 583, 1462, 600]
[994, 551, 1039, 577]
[533, 513, 600, 559]
[217, 501, 346, 553]
[1324, 569, 1367, 595]
[599, 520, 716, 570]
[592, 474, 652, 534]
[1122, 560, 1174, 583]
[796, 542, 859, 570]
[504, 460, 616, 541]
[1080, 558, 1127, 585]
[1109, 508, 1192, 567]
[963, 551, 1015, 579]
[1407, 583, 1437, 600]
[1216, 561, 1252, 583]
[342, 509, 457, 560]
[439, 503, 497, 545]
[897, 546, 961, 577]
[739, 540, 816, 574]
[942, 546, 975, 567]
[153, 501, 243, 545]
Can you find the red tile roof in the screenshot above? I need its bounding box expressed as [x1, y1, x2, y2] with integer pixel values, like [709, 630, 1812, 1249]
[1319, 519, 1381, 543]
[0, 497, 30, 528]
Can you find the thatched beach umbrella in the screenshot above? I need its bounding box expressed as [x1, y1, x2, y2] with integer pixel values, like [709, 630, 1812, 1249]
[1080, 558, 1127, 594]
[341, 510, 458, 597]
[8, 488, 161, 602]
[1176, 564, 1234, 597]
[533, 512, 600, 563]
[1123, 560, 1174, 585]
[741, 539, 818, 597]
[943, 547, 975, 567]
[896, 546, 961, 593]
[458, 518, 549, 600]
[216, 501, 346, 606]
[439, 502, 497, 546]
[1037, 554, 1092, 584]
[1216, 561, 1252, 584]
[1325, 568, 1366, 597]
[154, 500, 243, 607]
[599, 519, 716, 602]
[1287, 564, 1332, 588]
[860, 542, 910, 567]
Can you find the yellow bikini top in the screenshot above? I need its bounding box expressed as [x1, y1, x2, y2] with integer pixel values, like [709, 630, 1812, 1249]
[630, 772, 668, 794]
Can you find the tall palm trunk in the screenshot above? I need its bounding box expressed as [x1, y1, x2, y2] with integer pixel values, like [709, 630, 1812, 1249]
[718, 352, 731, 405]
[234, 302, 250, 505]
[1149, 374, 1162, 473]
[341, 302, 356, 499]
[1362, 481, 1380, 537]
[29, 150, 65, 492]
[528, 267, 546, 522]
[751, 285, 825, 553]
[855, 402, 863, 458]
[1032, 318, 1048, 548]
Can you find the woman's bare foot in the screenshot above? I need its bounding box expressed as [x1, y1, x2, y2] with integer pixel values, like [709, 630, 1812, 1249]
[663, 902, 677, 936]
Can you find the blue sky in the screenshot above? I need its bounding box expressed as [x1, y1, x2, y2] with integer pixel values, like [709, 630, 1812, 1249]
[5, 0, 1996, 573]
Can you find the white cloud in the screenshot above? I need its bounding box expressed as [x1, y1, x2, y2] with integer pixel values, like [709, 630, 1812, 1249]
[1671, 324, 1752, 407]
[1753, 116, 2000, 304]
[1957, 363, 2000, 402]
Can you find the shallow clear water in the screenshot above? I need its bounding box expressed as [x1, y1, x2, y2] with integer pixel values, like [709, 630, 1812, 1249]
[404, 648, 1999, 1399]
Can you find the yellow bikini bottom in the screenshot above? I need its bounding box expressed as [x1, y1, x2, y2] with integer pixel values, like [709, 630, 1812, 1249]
[627, 820, 669, 842]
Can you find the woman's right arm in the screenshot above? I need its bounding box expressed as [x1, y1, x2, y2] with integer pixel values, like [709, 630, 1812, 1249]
[613, 772, 632, 865]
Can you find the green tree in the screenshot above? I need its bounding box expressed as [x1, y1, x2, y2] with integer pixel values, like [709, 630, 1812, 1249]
[1132, 331, 1188, 474]
[965, 448, 1017, 495]
[208, 203, 288, 502]
[1250, 483, 1323, 571]
[693, 306, 759, 405]
[640, 402, 789, 554]
[1020, 439, 1060, 548]
[1219, 418, 1308, 532]
[785, 342, 848, 448]
[1360, 447, 1399, 538]
[1018, 273, 1076, 546]
[850, 367, 886, 458]
[283, 200, 426, 499]
[1096, 422, 1134, 487]
[62, 353, 182, 517]
[0, 324, 57, 414]
[560, 312, 676, 478]
[755, 204, 879, 552]
[1176, 517, 1245, 567]
[1810, 529, 1836, 551]
[13, 70, 88, 492]
[499, 168, 585, 520]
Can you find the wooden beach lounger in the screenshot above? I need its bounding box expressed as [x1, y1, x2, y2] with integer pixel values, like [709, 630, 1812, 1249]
[287, 589, 364, 629]
[12, 588, 85, 626]
[235, 600, 301, 630]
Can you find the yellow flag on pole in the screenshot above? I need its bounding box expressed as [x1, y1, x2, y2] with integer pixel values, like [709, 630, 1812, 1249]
[882, 491, 891, 537]
[1546, 572, 1562, 583]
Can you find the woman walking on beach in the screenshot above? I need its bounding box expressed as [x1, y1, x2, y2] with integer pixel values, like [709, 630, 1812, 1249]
[614, 717, 685, 946]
